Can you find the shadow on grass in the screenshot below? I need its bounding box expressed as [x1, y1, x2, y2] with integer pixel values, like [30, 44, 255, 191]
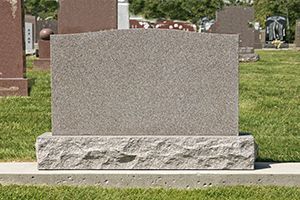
[27, 77, 37, 96]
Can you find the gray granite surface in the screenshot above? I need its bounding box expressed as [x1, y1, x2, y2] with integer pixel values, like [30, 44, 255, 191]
[36, 133, 256, 170]
[51, 29, 239, 136]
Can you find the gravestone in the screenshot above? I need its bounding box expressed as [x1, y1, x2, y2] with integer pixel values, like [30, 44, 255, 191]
[25, 22, 35, 55]
[36, 29, 256, 170]
[33, 29, 54, 70]
[58, 0, 117, 34]
[209, 6, 260, 62]
[210, 6, 261, 49]
[118, 0, 129, 29]
[265, 16, 288, 48]
[200, 17, 215, 32]
[266, 16, 287, 42]
[295, 20, 300, 47]
[36, 20, 58, 40]
[260, 30, 266, 46]
[25, 15, 36, 44]
[0, 0, 28, 96]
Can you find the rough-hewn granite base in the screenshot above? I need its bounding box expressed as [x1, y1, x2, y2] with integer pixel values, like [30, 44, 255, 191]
[36, 133, 256, 170]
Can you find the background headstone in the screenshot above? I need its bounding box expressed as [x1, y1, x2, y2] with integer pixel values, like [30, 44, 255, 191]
[25, 15, 36, 43]
[35, 20, 58, 70]
[210, 6, 261, 49]
[265, 16, 287, 42]
[0, 0, 28, 96]
[295, 20, 300, 47]
[264, 16, 288, 48]
[260, 30, 266, 46]
[209, 6, 260, 61]
[25, 22, 35, 54]
[36, 30, 256, 170]
[36, 20, 58, 41]
[118, 0, 129, 29]
[200, 17, 215, 32]
[33, 28, 54, 70]
[58, 0, 117, 34]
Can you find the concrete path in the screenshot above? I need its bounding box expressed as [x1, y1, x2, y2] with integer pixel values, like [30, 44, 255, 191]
[0, 162, 299, 188]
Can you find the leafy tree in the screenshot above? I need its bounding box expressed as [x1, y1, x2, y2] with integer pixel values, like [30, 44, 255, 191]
[225, 0, 252, 6]
[254, 0, 300, 42]
[129, 0, 224, 24]
[24, 0, 58, 19]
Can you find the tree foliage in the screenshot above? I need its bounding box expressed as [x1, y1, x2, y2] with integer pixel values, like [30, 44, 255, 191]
[254, 0, 300, 42]
[24, 0, 299, 42]
[225, 0, 252, 6]
[24, 0, 58, 19]
[129, 0, 225, 24]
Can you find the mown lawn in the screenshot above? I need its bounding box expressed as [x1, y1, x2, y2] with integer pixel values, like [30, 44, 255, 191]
[0, 50, 299, 162]
[0, 56, 51, 161]
[239, 50, 300, 162]
[0, 185, 299, 200]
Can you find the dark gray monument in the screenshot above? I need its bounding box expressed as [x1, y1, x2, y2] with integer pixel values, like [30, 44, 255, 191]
[36, 29, 256, 170]
[210, 6, 261, 49]
[210, 6, 260, 62]
[266, 16, 287, 42]
[264, 16, 288, 48]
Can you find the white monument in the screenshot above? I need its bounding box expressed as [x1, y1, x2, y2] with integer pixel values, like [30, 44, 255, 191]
[118, 0, 130, 29]
[25, 22, 35, 54]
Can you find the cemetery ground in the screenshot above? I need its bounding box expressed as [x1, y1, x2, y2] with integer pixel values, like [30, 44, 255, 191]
[0, 50, 299, 197]
[0, 185, 300, 200]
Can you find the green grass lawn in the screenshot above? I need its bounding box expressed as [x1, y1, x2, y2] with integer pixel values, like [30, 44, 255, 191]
[239, 50, 300, 162]
[0, 185, 299, 200]
[0, 50, 299, 162]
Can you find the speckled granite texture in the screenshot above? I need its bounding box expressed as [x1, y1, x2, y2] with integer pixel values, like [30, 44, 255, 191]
[36, 133, 256, 170]
[51, 29, 239, 136]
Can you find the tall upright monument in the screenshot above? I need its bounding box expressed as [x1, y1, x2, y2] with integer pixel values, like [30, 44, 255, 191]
[58, 0, 117, 34]
[118, 0, 130, 29]
[0, 0, 28, 96]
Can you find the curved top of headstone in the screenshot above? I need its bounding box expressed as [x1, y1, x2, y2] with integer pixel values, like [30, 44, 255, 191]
[51, 29, 239, 136]
[39, 28, 54, 40]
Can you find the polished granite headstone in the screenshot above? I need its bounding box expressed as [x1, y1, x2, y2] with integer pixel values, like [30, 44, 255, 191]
[210, 6, 261, 49]
[209, 6, 260, 62]
[0, 0, 28, 96]
[33, 28, 53, 70]
[36, 29, 256, 170]
[58, 0, 117, 34]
